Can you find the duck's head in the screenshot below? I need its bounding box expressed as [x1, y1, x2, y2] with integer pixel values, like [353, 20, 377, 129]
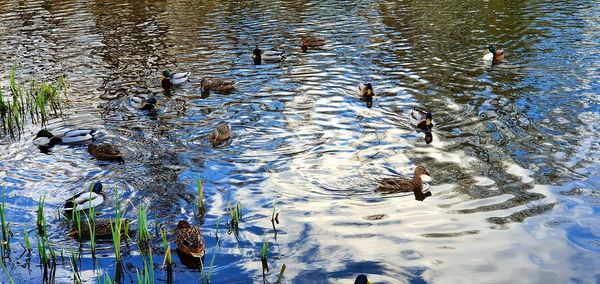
[425, 112, 433, 127]
[354, 274, 370, 284]
[177, 220, 192, 230]
[252, 48, 262, 59]
[365, 83, 374, 96]
[424, 131, 433, 144]
[92, 181, 103, 194]
[161, 70, 171, 80]
[146, 97, 157, 106]
[487, 45, 496, 53]
[34, 129, 54, 140]
[414, 166, 430, 179]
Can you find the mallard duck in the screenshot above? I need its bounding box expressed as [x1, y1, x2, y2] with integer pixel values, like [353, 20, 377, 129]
[424, 130, 433, 144]
[252, 48, 286, 65]
[64, 181, 106, 214]
[34, 129, 96, 146]
[68, 218, 131, 239]
[88, 143, 124, 161]
[355, 274, 371, 284]
[377, 166, 431, 193]
[175, 220, 205, 258]
[358, 83, 375, 97]
[201, 78, 235, 93]
[208, 123, 232, 147]
[161, 69, 190, 88]
[130, 95, 157, 110]
[483, 45, 504, 64]
[410, 108, 434, 131]
[300, 36, 325, 52]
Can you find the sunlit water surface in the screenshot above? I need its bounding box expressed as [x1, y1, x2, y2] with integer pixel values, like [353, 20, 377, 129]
[1, 0, 599, 283]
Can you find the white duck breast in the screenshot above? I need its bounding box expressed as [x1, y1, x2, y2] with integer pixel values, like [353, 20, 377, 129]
[130, 96, 146, 108]
[170, 72, 190, 85]
[262, 50, 285, 62]
[73, 194, 104, 211]
[358, 83, 372, 96]
[61, 129, 96, 143]
[483, 52, 493, 61]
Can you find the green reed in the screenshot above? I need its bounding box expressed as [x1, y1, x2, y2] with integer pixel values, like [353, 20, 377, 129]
[84, 205, 96, 255]
[197, 177, 205, 217]
[0, 185, 9, 250]
[200, 246, 217, 284]
[37, 195, 46, 236]
[228, 201, 242, 228]
[72, 205, 82, 240]
[261, 236, 269, 260]
[136, 247, 155, 284]
[159, 227, 172, 268]
[101, 273, 114, 284]
[22, 228, 31, 252]
[70, 248, 81, 284]
[276, 264, 286, 284]
[110, 190, 123, 263]
[137, 206, 150, 246]
[0, 258, 14, 284]
[36, 235, 48, 264]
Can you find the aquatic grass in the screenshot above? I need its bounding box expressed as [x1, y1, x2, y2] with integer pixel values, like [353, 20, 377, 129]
[197, 177, 205, 217]
[200, 247, 217, 284]
[36, 195, 46, 236]
[137, 205, 150, 248]
[100, 273, 113, 284]
[110, 190, 124, 263]
[215, 217, 221, 248]
[261, 236, 269, 274]
[159, 226, 172, 269]
[84, 206, 96, 255]
[70, 248, 81, 284]
[276, 264, 286, 284]
[0, 258, 14, 284]
[0, 185, 10, 251]
[228, 201, 242, 228]
[22, 228, 31, 252]
[72, 205, 82, 240]
[136, 247, 155, 284]
[36, 235, 49, 265]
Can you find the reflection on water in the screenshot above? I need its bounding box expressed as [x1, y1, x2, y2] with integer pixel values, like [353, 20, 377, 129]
[1, 0, 599, 282]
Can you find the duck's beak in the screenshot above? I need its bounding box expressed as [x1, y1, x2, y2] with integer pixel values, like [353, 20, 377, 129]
[33, 135, 40, 141]
[161, 75, 165, 81]
[252, 54, 256, 59]
[367, 89, 372, 95]
[426, 118, 431, 126]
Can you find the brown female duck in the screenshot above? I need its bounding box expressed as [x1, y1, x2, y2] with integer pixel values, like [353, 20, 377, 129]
[88, 143, 124, 161]
[208, 123, 232, 147]
[201, 78, 235, 93]
[175, 220, 205, 258]
[377, 166, 431, 193]
[300, 36, 325, 52]
[68, 219, 131, 239]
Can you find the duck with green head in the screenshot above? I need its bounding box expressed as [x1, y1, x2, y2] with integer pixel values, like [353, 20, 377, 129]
[410, 108, 434, 131]
[130, 95, 157, 110]
[252, 47, 286, 65]
[161, 69, 190, 89]
[483, 45, 504, 64]
[34, 129, 97, 147]
[64, 181, 106, 214]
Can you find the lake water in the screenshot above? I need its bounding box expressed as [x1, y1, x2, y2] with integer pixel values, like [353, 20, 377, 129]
[0, 0, 599, 283]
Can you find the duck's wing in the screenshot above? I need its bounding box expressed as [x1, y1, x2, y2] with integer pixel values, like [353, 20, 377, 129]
[170, 72, 190, 84]
[73, 192, 104, 209]
[377, 178, 413, 193]
[62, 129, 95, 143]
[130, 96, 146, 108]
[176, 227, 205, 257]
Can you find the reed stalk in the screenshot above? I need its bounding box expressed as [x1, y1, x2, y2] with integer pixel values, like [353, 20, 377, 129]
[37, 195, 46, 237]
[197, 177, 205, 216]
[23, 228, 31, 252]
[110, 190, 123, 263]
[159, 227, 172, 268]
[137, 206, 150, 247]
[276, 264, 286, 284]
[0, 185, 9, 250]
[0, 258, 14, 284]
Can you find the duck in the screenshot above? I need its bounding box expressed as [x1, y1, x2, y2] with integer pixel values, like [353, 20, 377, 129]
[64, 181, 106, 214]
[68, 219, 131, 239]
[34, 129, 96, 146]
[483, 45, 504, 64]
[161, 69, 190, 88]
[410, 108, 434, 131]
[377, 166, 431, 193]
[355, 274, 371, 284]
[424, 130, 433, 144]
[201, 78, 235, 93]
[130, 95, 157, 110]
[175, 220, 205, 258]
[88, 143, 124, 161]
[358, 83, 375, 97]
[252, 48, 286, 65]
[208, 123, 232, 147]
[300, 36, 325, 52]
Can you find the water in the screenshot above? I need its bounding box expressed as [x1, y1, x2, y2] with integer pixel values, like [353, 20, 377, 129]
[1, 0, 599, 283]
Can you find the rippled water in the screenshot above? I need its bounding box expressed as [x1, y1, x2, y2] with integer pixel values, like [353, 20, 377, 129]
[1, 0, 599, 283]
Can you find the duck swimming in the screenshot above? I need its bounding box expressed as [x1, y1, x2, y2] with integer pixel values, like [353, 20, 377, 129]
[201, 78, 235, 94]
[300, 36, 325, 52]
[377, 166, 431, 193]
[130, 95, 157, 110]
[483, 45, 504, 64]
[410, 108, 434, 131]
[175, 220, 205, 258]
[252, 48, 286, 65]
[64, 181, 106, 214]
[208, 123, 232, 147]
[358, 83, 375, 97]
[68, 219, 131, 239]
[355, 274, 370, 284]
[34, 129, 96, 147]
[161, 69, 190, 89]
[88, 143, 124, 161]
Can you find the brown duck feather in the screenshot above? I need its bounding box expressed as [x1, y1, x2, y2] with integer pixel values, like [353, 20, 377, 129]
[377, 166, 430, 193]
[175, 221, 205, 258]
[208, 123, 232, 147]
[88, 143, 123, 161]
[201, 78, 235, 93]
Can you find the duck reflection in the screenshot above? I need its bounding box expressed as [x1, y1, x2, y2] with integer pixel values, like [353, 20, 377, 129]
[424, 130, 433, 144]
[377, 166, 432, 201]
[360, 95, 373, 108]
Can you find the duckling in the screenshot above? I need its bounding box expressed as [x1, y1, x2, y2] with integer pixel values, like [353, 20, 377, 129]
[175, 220, 205, 258]
[358, 83, 375, 97]
[355, 274, 371, 284]
[483, 45, 504, 64]
[208, 123, 232, 147]
[252, 48, 286, 65]
[410, 108, 435, 131]
[300, 36, 325, 52]
[377, 166, 431, 193]
[68, 219, 131, 239]
[130, 95, 157, 110]
[88, 143, 124, 161]
[161, 69, 190, 88]
[34, 129, 96, 147]
[64, 181, 106, 214]
[201, 78, 235, 94]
